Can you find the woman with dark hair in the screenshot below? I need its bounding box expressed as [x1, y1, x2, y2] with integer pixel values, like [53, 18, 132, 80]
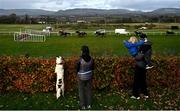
[77, 45, 94, 109]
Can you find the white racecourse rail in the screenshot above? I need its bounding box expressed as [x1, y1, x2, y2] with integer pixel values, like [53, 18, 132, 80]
[14, 32, 46, 42]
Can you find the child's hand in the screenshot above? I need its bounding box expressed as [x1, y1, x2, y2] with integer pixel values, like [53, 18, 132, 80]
[144, 38, 148, 42]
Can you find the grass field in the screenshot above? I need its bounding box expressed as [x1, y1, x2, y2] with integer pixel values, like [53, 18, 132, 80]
[1, 24, 180, 32]
[0, 88, 179, 110]
[0, 23, 180, 58]
[0, 24, 180, 57]
[0, 24, 47, 32]
[0, 34, 180, 58]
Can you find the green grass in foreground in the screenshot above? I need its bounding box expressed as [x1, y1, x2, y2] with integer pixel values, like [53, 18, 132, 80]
[0, 87, 179, 110]
[0, 34, 180, 58]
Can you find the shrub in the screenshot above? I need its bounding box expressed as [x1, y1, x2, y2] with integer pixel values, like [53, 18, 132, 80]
[0, 56, 179, 94]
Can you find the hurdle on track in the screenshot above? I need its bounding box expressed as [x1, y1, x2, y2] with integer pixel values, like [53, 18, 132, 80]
[26, 29, 50, 36]
[14, 32, 46, 42]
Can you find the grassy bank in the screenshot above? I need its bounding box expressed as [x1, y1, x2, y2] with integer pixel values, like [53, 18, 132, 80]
[0, 87, 179, 110]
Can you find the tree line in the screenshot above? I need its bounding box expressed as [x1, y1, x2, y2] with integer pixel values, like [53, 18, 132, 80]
[0, 13, 180, 24]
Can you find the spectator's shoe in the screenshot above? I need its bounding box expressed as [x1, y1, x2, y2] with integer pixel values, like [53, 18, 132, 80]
[81, 106, 86, 110]
[131, 96, 140, 100]
[87, 105, 91, 109]
[146, 65, 154, 69]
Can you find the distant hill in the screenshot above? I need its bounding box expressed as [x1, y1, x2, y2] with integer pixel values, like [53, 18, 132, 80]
[0, 9, 54, 16]
[54, 8, 143, 16]
[0, 8, 180, 16]
[150, 8, 180, 15]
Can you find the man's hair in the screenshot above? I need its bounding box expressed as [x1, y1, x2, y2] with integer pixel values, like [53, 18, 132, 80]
[139, 33, 147, 39]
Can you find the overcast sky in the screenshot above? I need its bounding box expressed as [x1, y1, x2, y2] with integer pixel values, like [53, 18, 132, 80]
[0, 0, 180, 11]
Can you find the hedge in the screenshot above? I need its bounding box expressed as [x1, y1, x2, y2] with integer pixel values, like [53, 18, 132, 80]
[0, 56, 179, 93]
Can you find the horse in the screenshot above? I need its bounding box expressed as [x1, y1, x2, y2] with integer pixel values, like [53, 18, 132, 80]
[76, 31, 87, 37]
[94, 29, 106, 37]
[59, 30, 70, 37]
[166, 30, 175, 35]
